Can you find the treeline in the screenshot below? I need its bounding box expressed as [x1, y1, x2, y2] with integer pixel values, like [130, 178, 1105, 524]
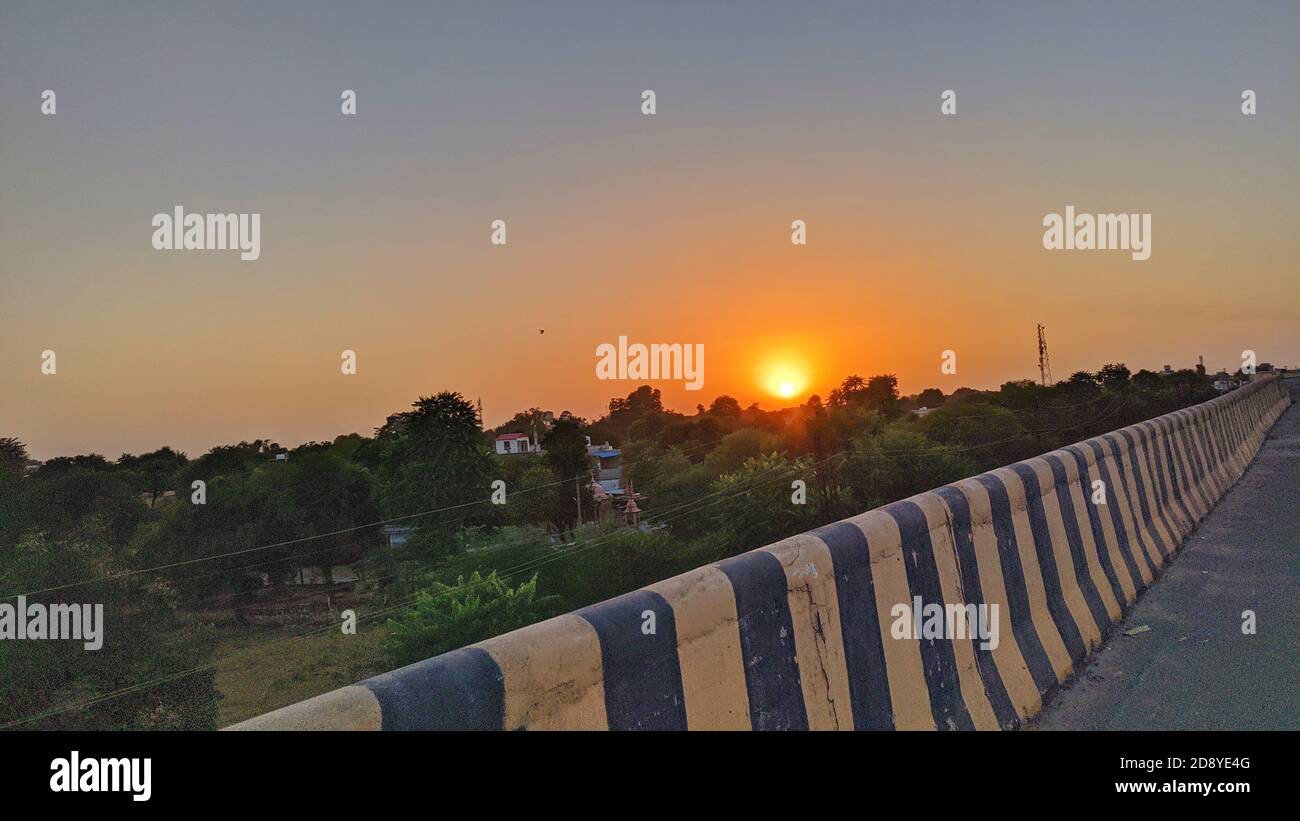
[0, 363, 1219, 728]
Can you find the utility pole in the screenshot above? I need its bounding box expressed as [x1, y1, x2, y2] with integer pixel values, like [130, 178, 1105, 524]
[1037, 324, 1052, 386]
[575, 474, 582, 528]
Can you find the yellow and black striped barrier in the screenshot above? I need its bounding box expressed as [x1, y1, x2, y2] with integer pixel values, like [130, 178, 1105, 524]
[231, 374, 1290, 730]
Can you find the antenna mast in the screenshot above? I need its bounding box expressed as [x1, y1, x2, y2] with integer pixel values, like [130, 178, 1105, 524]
[1037, 324, 1052, 386]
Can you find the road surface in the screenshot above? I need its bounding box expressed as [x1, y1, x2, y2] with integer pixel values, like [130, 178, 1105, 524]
[1035, 377, 1300, 730]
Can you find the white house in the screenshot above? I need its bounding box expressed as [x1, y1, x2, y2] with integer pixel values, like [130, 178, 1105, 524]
[1212, 372, 1241, 393]
[494, 432, 538, 455]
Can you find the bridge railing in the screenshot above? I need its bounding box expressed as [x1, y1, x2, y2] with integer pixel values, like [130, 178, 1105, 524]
[230, 374, 1290, 730]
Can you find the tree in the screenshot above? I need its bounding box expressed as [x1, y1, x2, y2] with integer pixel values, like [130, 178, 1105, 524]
[543, 417, 593, 542]
[1096, 363, 1132, 391]
[708, 395, 742, 416]
[707, 453, 816, 551]
[382, 571, 558, 668]
[27, 460, 147, 547]
[117, 446, 188, 506]
[915, 388, 946, 408]
[0, 532, 218, 730]
[279, 451, 381, 582]
[0, 438, 31, 551]
[495, 407, 554, 442]
[702, 428, 781, 477]
[182, 440, 280, 482]
[864, 374, 902, 418]
[493, 453, 555, 527]
[828, 375, 868, 407]
[920, 403, 1029, 471]
[373, 392, 496, 550]
[842, 427, 974, 510]
[828, 373, 900, 417]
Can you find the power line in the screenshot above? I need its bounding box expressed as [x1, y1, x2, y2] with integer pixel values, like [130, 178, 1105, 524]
[0, 395, 1140, 727]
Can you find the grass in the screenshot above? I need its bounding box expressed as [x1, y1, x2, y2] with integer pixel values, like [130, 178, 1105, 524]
[214, 621, 391, 728]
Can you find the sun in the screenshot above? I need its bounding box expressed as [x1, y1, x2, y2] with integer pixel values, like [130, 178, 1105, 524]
[756, 352, 811, 402]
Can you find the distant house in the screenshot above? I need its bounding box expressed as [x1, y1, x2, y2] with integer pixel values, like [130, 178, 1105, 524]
[911, 406, 934, 418]
[1212, 371, 1241, 393]
[494, 432, 538, 455]
[383, 525, 416, 547]
[588, 442, 623, 496]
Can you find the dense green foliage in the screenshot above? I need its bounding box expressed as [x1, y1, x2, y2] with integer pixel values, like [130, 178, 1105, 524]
[0, 364, 1224, 727]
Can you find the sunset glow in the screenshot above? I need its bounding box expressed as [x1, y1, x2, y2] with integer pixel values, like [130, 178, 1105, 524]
[757, 353, 812, 402]
[1, 3, 1295, 463]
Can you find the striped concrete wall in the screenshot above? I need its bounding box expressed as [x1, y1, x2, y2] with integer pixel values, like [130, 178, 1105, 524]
[231, 374, 1291, 730]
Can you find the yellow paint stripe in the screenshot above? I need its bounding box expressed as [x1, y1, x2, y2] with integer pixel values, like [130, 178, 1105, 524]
[1051, 450, 1122, 622]
[762, 534, 855, 730]
[850, 510, 935, 730]
[1077, 444, 1138, 604]
[483, 613, 607, 730]
[910, 493, 1000, 730]
[1170, 415, 1206, 519]
[225, 685, 381, 731]
[1149, 419, 1193, 539]
[1098, 439, 1154, 586]
[1027, 459, 1102, 648]
[645, 565, 750, 730]
[1133, 426, 1185, 555]
[993, 468, 1073, 683]
[948, 479, 1039, 721]
[1113, 439, 1171, 567]
[1125, 432, 1176, 562]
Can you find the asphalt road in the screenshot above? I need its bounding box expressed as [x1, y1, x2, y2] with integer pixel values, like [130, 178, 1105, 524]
[1035, 377, 1300, 730]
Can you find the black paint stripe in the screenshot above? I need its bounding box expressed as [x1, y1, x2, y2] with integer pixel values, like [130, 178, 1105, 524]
[1164, 415, 1201, 519]
[1077, 443, 1145, 593]
[1193, 408, 1224, 493]
[1176, 410, 1213, 509]
[1141, 421, 1191, 537]
[1156, 418, 1197, 526]
[1160, 420, 1196, 534]
[1041, 456, 1111, 632]
[715, 550, 809, 730]
[1135, 425, 1185, 545]
[882, 501, 976, 731]
[1007, 465, 1088, 662]
[1112, 431, 1172, 559]
[576, 590, 687, 730]
[364, 646, 505, 730]
[810, 521, 894, 730]
[933, 487, 1019, 727]
[973, 474, 1059, 694]
[1091, 439, 1158, 580]
[1060, 448, 1129, 608]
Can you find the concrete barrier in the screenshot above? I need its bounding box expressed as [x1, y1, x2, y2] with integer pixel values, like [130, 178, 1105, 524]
[231, 375, 1291, 730]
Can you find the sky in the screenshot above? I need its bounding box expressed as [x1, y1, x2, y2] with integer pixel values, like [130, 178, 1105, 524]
[2, 1, 1297, 461]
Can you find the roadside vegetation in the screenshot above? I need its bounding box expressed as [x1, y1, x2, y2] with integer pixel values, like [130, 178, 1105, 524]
[0, 364, 1222, 728]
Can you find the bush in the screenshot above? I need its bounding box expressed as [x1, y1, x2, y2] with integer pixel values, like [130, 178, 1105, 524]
[382, 571, 559, 667]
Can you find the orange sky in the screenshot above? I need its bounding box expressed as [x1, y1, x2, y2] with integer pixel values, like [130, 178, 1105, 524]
[2, 3, 1297, 460]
